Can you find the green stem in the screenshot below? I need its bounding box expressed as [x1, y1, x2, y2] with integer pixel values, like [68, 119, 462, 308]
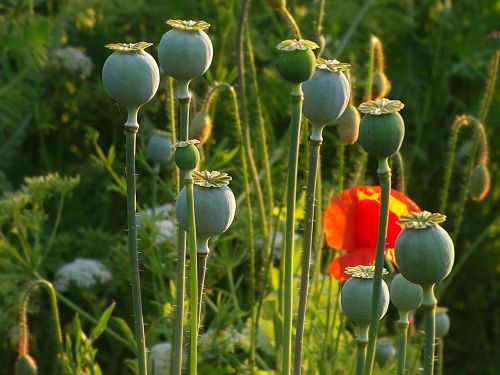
[168, 76, 179, 192]
[197, 251, 208, 327]
[46, 193, 65, 254]
[478, 50, 499, 123]
[293, 134, 322, 375]
[151, 164, 159, 216]
[423, 285, 437, 375]
[279, 7, 302, 39]
[392, 151, 406, 193]
[316, 0, 326, 34]
[356, 326, 369, 375]
[319, 280, 340, 373]
[124, 108, 147, 375]
[331, 315, 345, 372]
[363, 157, 391, 375]
[227, 267, 244, 326]
[365, 37, 377, 101]
[396, 314, 410, 375]
[437, 338, 444, 375]
[282, 83, 304, 375]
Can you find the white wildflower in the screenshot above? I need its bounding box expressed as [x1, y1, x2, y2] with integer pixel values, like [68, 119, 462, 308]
[55, 258, 111, 292]
[149, 342, 172, 375]
[52, 46, 93, 79]
[154, 219, 176, 244]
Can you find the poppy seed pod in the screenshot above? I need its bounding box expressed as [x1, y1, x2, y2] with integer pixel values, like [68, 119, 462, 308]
[158, 20, 213, 82]
[375, 338, 396, 368]
[469, 164, 490, 201]
[303, 58, 351, 135]
[16, 354, 38, 375]
[147, 130, 172, 165]
[189, 111, 213, 145]
[102, 42, 160, 110]
[276, 39, 318, 84]
[435, 307, 451, 338]
[173, 140, 200, 171]
[176, 171, 236, 254]
[358, 98, 405, 158]
[337, 104, 361, 144]
[390, 273, 423, 313]
[395, 212, 455, 287]
[372, 71, 391, 99]
[341, 265, 390, 327]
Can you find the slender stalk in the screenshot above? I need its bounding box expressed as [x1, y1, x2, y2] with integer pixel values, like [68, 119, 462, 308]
[365, 37, 377, 101]
[437, 338, 444, 375]
[478, 50, 499, 124]
[197, 252, 208, 327]
[356, 326, 369, 375]
[279, 7, 302, 39]
[124, 108, 147, 375]
[151, 164, 159, 216]
[396, 314, 410, 375]
[363, 157, 391, 375]
[168, 76, 179, 192]
[422, 285, 437, 375]
[316, 0, 326, 34]
[282, 83, 304, 375]
[331, 314, 346, 372]
[319, 280, 340, 373]
[392, 151, 406, 193]
[293, 135, 322, 375]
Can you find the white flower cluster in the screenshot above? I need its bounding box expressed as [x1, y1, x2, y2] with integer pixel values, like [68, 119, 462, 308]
[149, 342, 172, 375]
[198, 327, 250, 352]
[52, 46, 93, 79]
[55, 258, 111, 292]
[139, 204, 177, 244]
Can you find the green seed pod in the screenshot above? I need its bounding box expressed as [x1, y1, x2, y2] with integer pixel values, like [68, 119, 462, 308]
[264, 0, 286, 9]
[16, 354, 38, 375]
[176, 171, 236, 254]
[158, 20, 213, 81]
[303, 58, 351, 131]
[372, 71, 391, 99]
[341, 265, 390, 327]
[358, 98, 405, 158]
[173, 140, 200, 170]
[102, 42, 160, 109]
[189, 111, 213, 145]
[435, 307, 451, 338]
[276, 39, 319, 84]
[390, 273, 423, 313]
[147, 130, 172, 165]
[337, 104, 361, 145]
[395, 212, 455, 287]
[375, 338, 396, 368]
[469, 164, 491, 201]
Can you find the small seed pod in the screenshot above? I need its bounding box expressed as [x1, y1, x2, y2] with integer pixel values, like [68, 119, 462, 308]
[172, 140, 200, 170]
[16, 354, 38, 375]
[303, 58, 351, 134]
[102, 42, 160, 110]
[395, 212, 455, 287]
[469, 164, 491, 201]
[264, 0, 286, 9]
[337, 103, 361, 145]
[358, 98, 405, 158]
[375, 338, 396, 368]
[435, 307, 451, 338]
[390, 273, 423, 313]
[158, 20, 213, 82]
[147, 130, 172, 166]
[372, 71, 391, 99]
[189, 111, 213, 145]
[176, 171, 236, 254]
[341, 265, 390, 327]
[276, 39, 319, 84]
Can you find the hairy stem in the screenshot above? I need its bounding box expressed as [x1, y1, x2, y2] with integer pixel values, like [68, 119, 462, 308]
[316, 0, 326, 34]
[279, 7, 302, 39]
[168, 76, 179, 192]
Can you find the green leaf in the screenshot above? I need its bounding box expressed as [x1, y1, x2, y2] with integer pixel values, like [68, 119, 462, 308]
[111, 317, 136, 350]
[90, 301, 116, 342]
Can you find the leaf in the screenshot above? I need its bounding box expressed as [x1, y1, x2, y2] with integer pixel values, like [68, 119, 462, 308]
[90, 301, 116, 342]
[111, 317, 136, 350]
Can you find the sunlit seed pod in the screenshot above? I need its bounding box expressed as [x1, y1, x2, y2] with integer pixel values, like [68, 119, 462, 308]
[158, 20, 213, 81]
[468, 164, 491, 201]
[15, 354, 38, 375]
[173, 141, 200, 171]
[337, 104, 361, 144]
[435, 307, 451, 338]
[390, 273, 423, 313]
[375, 338, 396, 368]
[276, 39, 318, 84]
[372, 71, 390, 99]
[147, 130, 172, 165]
[102, 43, 160, 110]
[189, 111, 213, 145]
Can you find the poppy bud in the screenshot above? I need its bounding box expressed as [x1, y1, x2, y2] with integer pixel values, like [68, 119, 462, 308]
[16, 354, 38, 375]
[435, 307, 451, 338]
[173, 140, 200, 171]
[147, 130, 172, 166]
[390, 273, 423, 313]
[337, 104, 361, 144]
[189, 111, 213, 145]
[469, 164, 490, 201]
[372, 71, 391, 99]
[276, 39, 318, 84]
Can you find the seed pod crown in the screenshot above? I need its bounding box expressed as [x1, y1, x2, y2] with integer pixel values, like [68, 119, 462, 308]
[276, 39, 319, 83]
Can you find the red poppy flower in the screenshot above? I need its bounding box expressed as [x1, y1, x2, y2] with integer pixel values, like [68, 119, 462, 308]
[324, 186, 420, 281]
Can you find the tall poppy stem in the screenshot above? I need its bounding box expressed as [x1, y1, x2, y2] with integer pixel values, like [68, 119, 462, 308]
[293, 131, 322, 375]
[363, 157, 391, 375]
[282, 83, 304, 375]
[423, 285, 437, 375]
[396, 313, 410, 375]
[356, 326, 369, 375]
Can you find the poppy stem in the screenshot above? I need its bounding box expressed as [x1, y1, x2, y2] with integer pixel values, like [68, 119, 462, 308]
[396, 313, 410, 375]
[293, 133, 322, 375]
[356, 326, 369, 375]
[282, 83, 304, 375]
[437, 338, 444, 375]
[423, 285, 437, 375]
[363, 157, 391, 375]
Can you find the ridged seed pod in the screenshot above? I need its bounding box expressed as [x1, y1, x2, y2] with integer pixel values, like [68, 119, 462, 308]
[276, 39, 318, 84]
[176, 171, 236, 254]
[173, 140, 200, 171]
[358, 98, 405, 158]
[469, 164, 490, 201]
[337, 103, 361, 144]
[147, 130, 172, 166]
[341, 265, 390, 327]
[102, 42, 160, 110]
[15, 354, 38, 375]
[435, 307, 451, 338]
[375, 338, 396, 368]
[189, 111, 213, 145]
[372, 71, 391, 99]
[158, 20, 213, 82]
[390, 273, 423, 313]
[395, 212, 454, 287]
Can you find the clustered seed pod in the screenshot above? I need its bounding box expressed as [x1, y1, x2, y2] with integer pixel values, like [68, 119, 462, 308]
[172, 140, 201, 171]
[358, 98, 405, 158]
[102, 42, 160, 110]
[372, 71, 391, 99]
[435, 307, 451, 338]
[147, 130, 172, 166]
[158, 20, 213, 82]
[15, 354, 38, 375]
[189, 111, 213, 145]
[469, 164, 491, 201]
[337, 103, 361, 144]
[341, 265, 390, 328]
[390, 273, 423, 317]
[395, 212, 454, 287]
[276, 39, 319, 84]
[176, 171, 236, 254]
[302, 58, 351, 140]
[375, 338, 396, 368]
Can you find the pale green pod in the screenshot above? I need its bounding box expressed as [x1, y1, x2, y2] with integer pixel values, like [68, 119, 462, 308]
[158, 20, 213, 81]
[390, 273, 423, 313]
[102, 43, 160, 110]
[375, 338, 396, 368]
[435, 308, 451, 338]
[337, 104, 361, 144]
[147, 131, 172, 165]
